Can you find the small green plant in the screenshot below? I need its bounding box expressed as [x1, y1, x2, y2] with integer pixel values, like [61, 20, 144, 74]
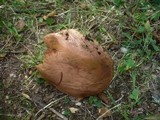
[118, 58, 136, 73]
[63, 109, 71, 116]
[34, 77, 45, 85]
[129, 88, 140, 104]
[63, 97, 71, 104]
[88, 96, 102, 108]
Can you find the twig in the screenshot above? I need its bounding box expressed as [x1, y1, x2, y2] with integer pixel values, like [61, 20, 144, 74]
[96, 103, 121, 120]
[115, 93, 124, 103]
[55, 10, 71, 17]
[33, 95, 68, 120]
[49, 107, 68, 120]
[0, 113, 21, 117]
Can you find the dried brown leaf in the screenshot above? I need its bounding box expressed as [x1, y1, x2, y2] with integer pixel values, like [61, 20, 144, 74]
[15, 19, 25, 31]
[69, 107, 79, 113]
[80, 3, 89, 9]
[22, 93, 31, 100]
[98, 93, 109, 104]
[0, 53, 7, 60]
[153, 31, 160, 44]
[43, 11, 56, 20]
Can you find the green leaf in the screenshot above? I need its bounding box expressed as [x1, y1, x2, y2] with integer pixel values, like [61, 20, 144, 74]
[35, 78, 45, 85]
[129, 88, 140, 103]
[145, 21, 151, 32]
[118, 63, 126, 73]
[134, 12, 148, 22]
[89, 96, 102, 108]
[137, 26, 145, 33]
[94, 100, 102, 108]
[45, 18, 54, 26]
[63, 98, 70, 104]
[151, 41, 160, 52]
[39, 17, 43, 23]
[89, 96, 96, 104]
[125, 59, 135, 70]
[131, 71, 137, 88]
[114, 0, 124, 7]
[151, 12, 160, 21]
[122, 32, 132, 39]
[13, 0, 25, 7]
[63, 109, 71, 116]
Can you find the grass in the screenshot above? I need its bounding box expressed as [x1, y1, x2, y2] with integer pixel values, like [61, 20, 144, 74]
[1, 0, 160, 120]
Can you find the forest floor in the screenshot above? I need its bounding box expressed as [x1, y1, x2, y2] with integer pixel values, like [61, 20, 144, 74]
[0, 0, 160, 120]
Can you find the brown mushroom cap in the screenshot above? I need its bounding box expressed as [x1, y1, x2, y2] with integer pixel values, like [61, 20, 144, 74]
[37, 29, 114, 99]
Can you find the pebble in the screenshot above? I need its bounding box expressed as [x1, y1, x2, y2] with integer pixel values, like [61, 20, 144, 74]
[120, 47, 128, 53]
[75, 102, 81, 106]
[9, 73, 16, 78]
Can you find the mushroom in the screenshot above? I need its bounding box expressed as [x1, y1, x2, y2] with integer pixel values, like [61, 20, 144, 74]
[37, 29, 114, 100]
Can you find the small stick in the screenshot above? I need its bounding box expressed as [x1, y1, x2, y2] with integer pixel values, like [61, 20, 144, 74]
[49, 107, 68, 120]
[31, 95, 68, 120]
[35, 95, 67, 116]
[96, 103, 121, 120]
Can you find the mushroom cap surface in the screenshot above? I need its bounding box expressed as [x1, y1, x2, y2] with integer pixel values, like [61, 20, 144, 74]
[37, 29, 114, 98]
